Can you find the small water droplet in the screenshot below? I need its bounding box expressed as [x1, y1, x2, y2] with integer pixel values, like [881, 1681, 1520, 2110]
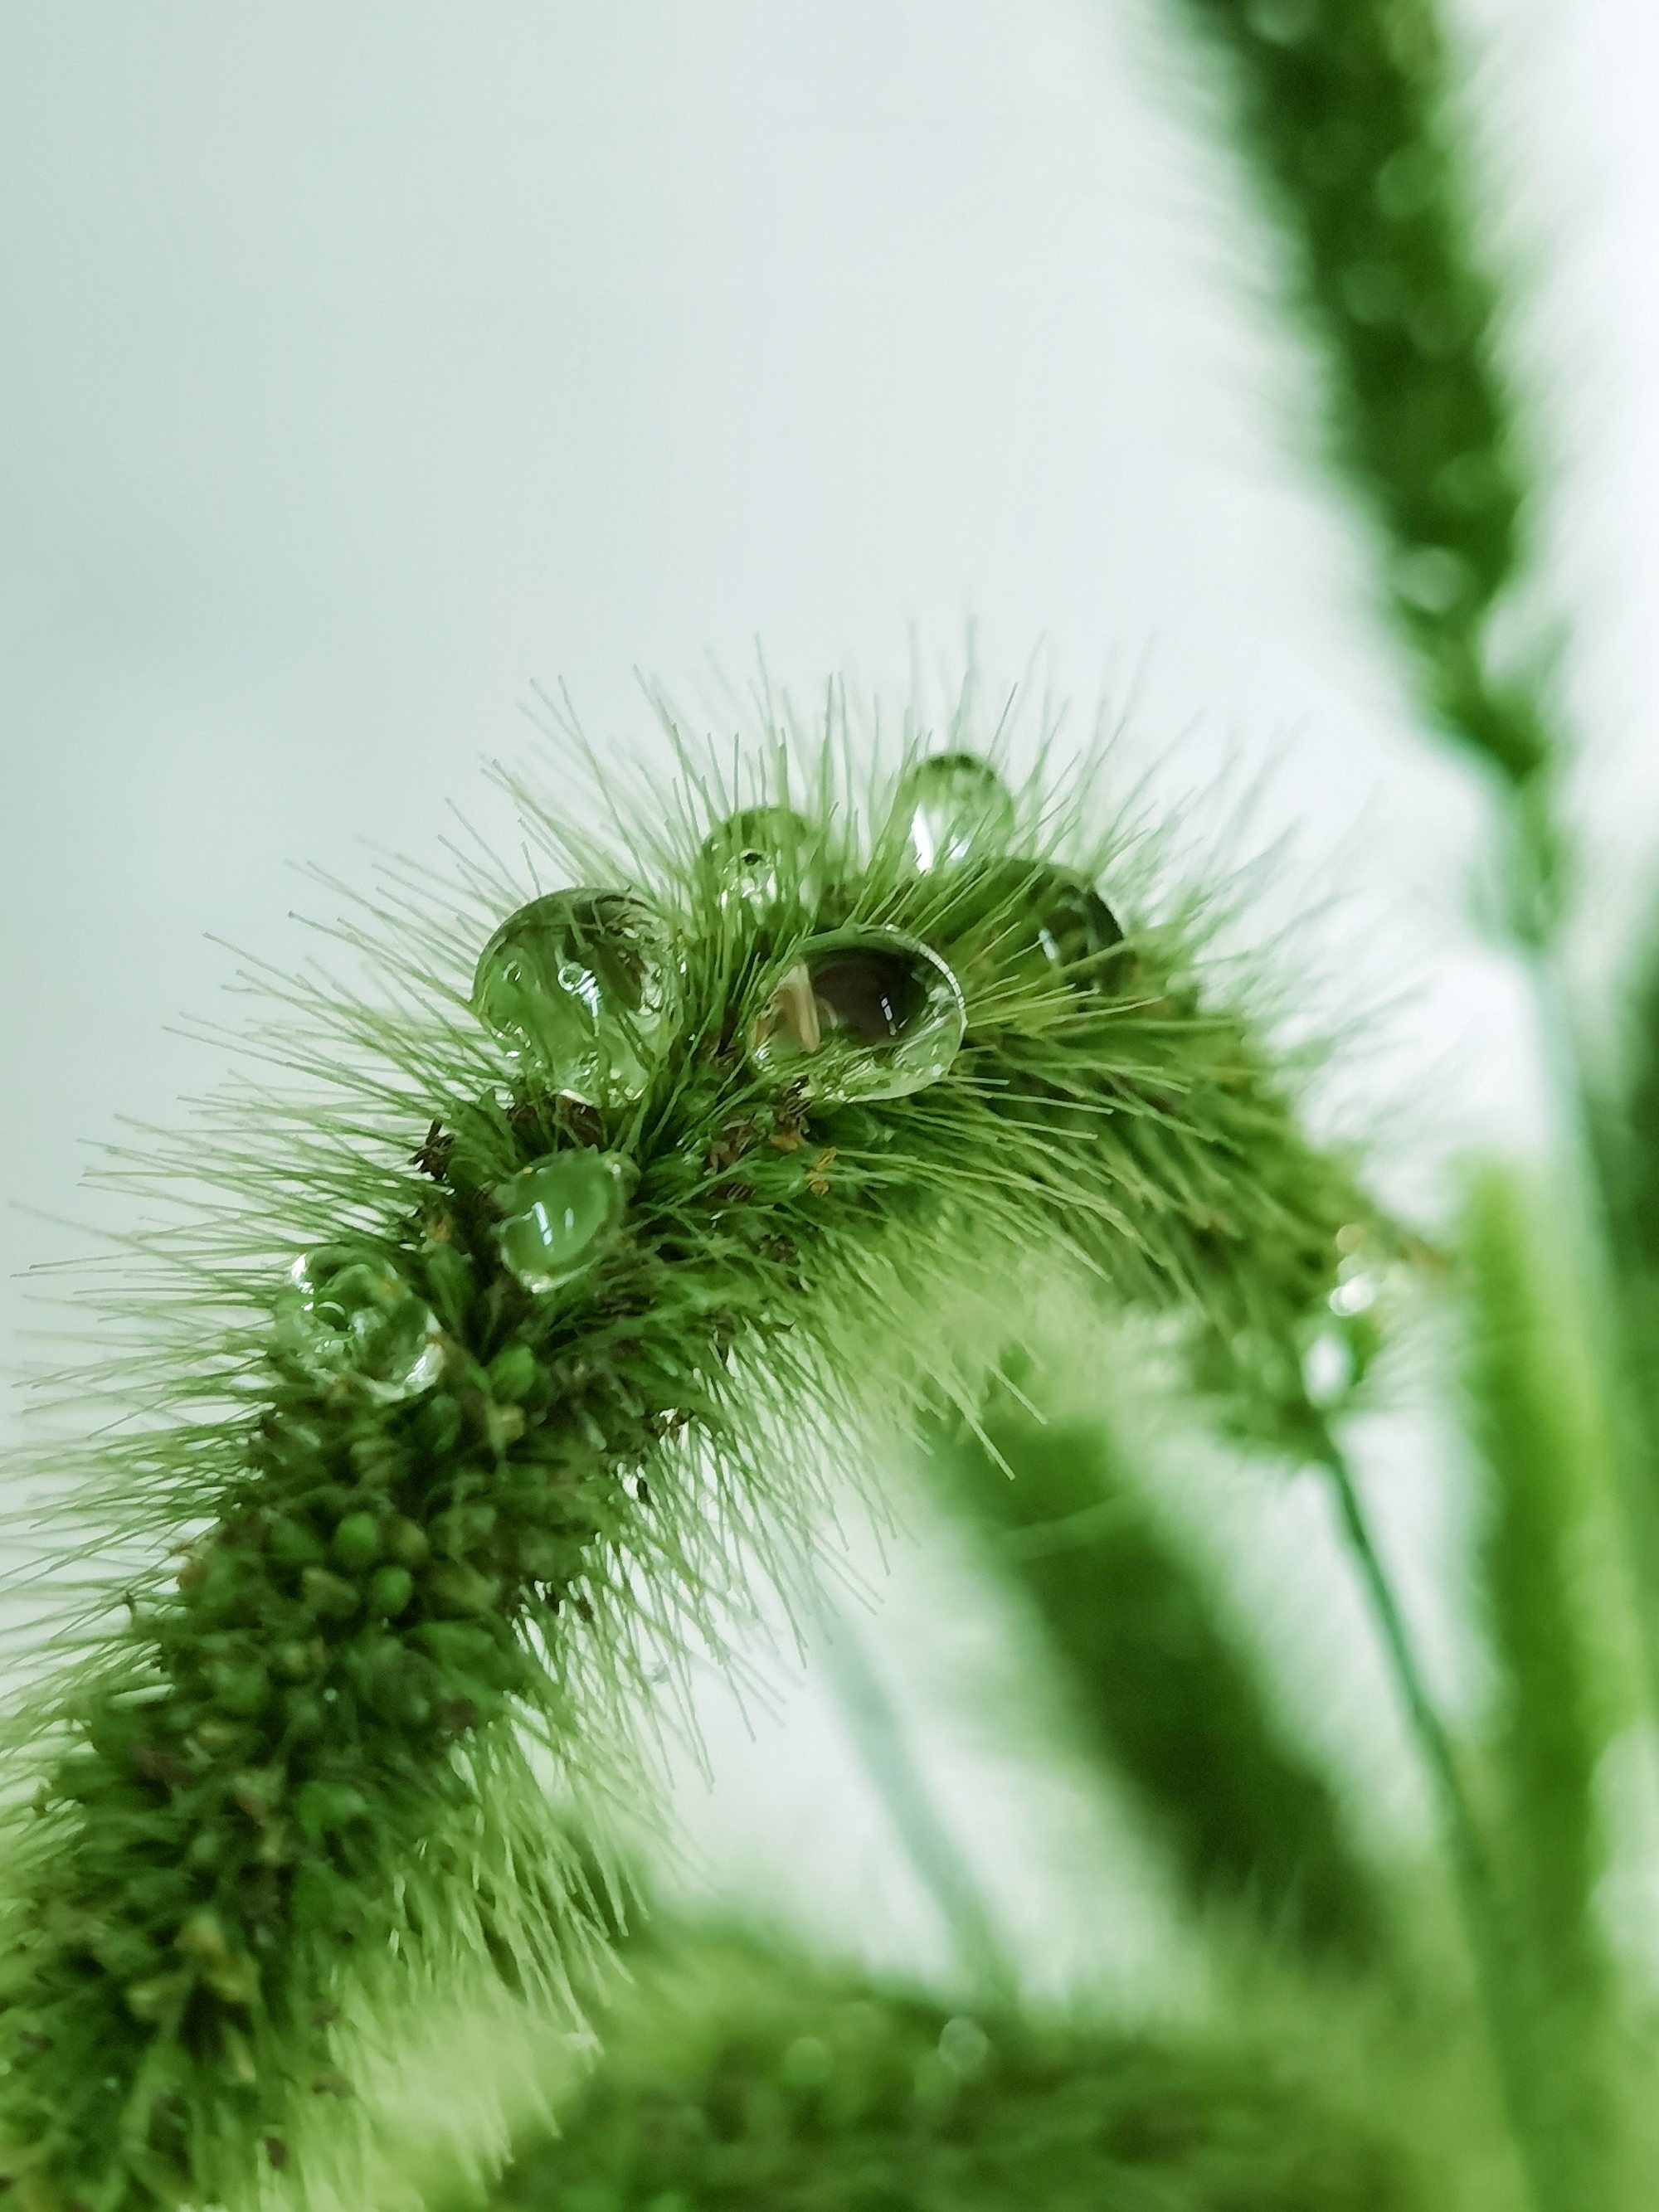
[930, 858, 1125, 997]
[275, 1249, 445, 1403]
[898, 753, 1015, 872]
[1244, 0, 1316, 42]
[493, 1150, 635, 1296]
[472, 891, 674, 1107]
[1394, 546, 1472, 615]
[699, 805, 820, 921]
[1301, 1328, 1355, 1408]
[1329, 1271, 1377, 1318]
[937, 2016, 991, 2078]
[749, 929, 965, 1105]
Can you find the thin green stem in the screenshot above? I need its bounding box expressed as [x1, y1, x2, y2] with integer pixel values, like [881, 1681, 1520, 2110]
[1316, 1432, 1558, 2212]
[1525, 942, 1659, 1723]
[806, 1578, 1015, 2005]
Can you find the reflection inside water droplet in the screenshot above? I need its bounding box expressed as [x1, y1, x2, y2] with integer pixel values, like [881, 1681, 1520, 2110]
[927, 858, 1126, 1002]
[750, 929, 965, 1106]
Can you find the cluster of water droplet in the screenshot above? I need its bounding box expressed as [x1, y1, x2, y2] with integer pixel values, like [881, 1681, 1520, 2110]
[1301, 1223, 1386, 1410]
[266, 751, 1141, 1414]
[275, 1247, 446, 1403]
[895, 755, 1126, 1005]
[462, 753, 1129, 1130]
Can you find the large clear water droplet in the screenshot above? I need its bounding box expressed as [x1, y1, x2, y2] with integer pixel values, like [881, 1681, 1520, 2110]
[898, 753, 1015, 872]
[275, 1249, 445, 1403]
[699, 806, 820, 923]
[749, 929, 965, 1105]
[493, 1150, 634, 1296]
[472, 891, 674, 1107]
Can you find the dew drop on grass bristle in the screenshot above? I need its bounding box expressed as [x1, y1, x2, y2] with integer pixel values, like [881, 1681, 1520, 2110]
[472, 890, 675, 1106]
[749, 928, 966, 1105]
[493, 1150, 635, 1295]
[700, 805, 820, 921]
[898, 752, 1015, 871]
[275, 1249, 445, 1403]
[932, 858, 1125, 996]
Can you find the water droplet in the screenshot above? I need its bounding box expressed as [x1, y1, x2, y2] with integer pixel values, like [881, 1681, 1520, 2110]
[1301, 1328, 1355, 1409]
[492, 1150, 635, 1296]
[1244, 0, 1316, 42]
[898, 753, 1015, 872]
[699, 805, 820, 921]
[275, 1249, 445, 1403]
[1394, 546, 1472, 615]
[472, 891, 675, 1107]
[749, 929, 965, 1105]
[930, 858, 1125, 994]
[937, 2016, 991, 2078]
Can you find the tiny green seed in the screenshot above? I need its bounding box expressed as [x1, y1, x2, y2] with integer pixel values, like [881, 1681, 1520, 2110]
[426, 1561, 501, 1616]
[430, 1502, 497, 1558]
[270, 1519, 326, 1569]
[301, 1567, 362, 1621]
[211, 1664, 270, 1718]
[293, 1781, 368, 1840]
[125, 1971, 192, 2025]
[384, 1514, 431, 1567]
[331, 1512, 381, 1572]
[412, 1390, 465, 1454]
[366, 1564, 415, 1621]
[487, 1342, 542, 1403]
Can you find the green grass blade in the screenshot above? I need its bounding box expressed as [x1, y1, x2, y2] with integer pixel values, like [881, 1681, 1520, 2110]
[1462, 1162, 1626, 2210]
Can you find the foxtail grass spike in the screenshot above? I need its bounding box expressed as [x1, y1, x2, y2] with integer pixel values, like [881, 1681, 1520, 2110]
[1165, 0, 1559, 926]
[450, 1934, 1425, 2212]
[0, 689, 1378, 2207]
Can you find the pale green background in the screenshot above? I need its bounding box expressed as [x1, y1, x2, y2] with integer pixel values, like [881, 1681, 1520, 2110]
[3, 1, 1657, 1990]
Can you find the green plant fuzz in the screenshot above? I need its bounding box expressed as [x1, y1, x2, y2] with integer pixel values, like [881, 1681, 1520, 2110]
[0, 706, 1379, 2209]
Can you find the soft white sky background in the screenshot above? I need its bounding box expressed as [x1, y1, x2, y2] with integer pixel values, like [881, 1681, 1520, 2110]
[2, 2, 1657, 2001]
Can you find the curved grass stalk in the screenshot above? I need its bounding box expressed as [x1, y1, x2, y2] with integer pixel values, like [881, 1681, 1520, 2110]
[0, 692, 1378, 2207]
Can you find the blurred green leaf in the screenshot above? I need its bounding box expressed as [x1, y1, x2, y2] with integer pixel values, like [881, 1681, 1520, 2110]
[931, 1391, 1385, 1971]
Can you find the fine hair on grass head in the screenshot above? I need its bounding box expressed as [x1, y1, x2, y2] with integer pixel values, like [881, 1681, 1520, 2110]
[0, 667, 1381, 2210]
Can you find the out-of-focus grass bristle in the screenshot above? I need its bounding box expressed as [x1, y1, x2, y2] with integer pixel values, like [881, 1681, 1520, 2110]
[440, 1933, 1425, 2212]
